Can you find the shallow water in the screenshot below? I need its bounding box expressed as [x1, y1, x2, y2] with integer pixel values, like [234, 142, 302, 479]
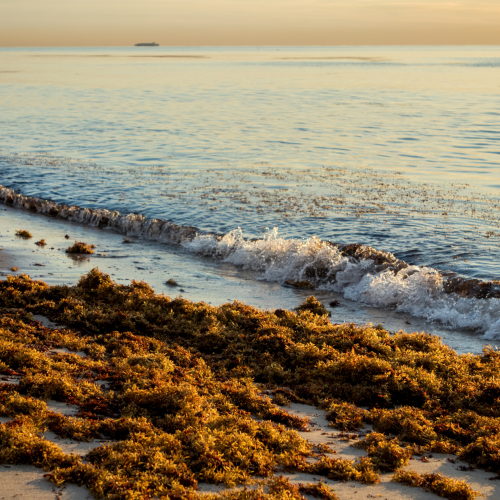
[1, 46, 499, 345]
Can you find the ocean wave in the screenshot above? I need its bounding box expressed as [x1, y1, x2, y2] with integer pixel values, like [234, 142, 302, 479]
[2, 185, 500, 339]
[184, 228, 500, 339]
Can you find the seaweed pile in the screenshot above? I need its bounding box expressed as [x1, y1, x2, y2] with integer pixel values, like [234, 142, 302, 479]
[15, 229, 32, 239]
[0, 270, 495, 499]
[66, 241, 97, 254]
[0, 271, 385, 500]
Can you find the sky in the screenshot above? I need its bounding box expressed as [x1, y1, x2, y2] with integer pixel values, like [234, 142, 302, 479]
[1, 0, 499, 46]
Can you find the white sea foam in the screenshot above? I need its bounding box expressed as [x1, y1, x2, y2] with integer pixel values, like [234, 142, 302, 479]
[2, 185, 500, 340]
[184, 227, 500, 340]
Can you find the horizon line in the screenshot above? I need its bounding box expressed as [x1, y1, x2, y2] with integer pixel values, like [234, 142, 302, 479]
[2, 43, 500, 48]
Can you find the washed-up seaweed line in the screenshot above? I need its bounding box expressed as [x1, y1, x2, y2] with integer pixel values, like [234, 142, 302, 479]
[0, 270, 495, 499]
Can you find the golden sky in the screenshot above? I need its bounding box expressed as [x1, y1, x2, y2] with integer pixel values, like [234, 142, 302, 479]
[1, 0, 499, 46]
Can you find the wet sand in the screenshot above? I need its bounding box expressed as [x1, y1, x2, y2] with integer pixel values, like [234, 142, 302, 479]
[0, 204, 489, 355]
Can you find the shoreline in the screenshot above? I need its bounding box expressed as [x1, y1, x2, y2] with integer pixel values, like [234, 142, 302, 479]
[1, 193, 498, 354]
[2, 184, 499, 300]
[1, 269, 500, 499]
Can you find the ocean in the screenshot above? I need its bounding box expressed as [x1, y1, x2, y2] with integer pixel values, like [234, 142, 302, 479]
[1, 45, 499, 352]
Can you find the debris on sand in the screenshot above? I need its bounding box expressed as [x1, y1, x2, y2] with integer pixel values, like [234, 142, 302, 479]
[15, 229, 32, 239]
[65, 241, 96, 254]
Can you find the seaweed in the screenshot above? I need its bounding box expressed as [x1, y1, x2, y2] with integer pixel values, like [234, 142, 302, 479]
[293, 296, 330, 317]
[0, 420, 79, 470]
[1, 269, 500, 498]
[354, 432, 412, 472]
[35, 239, 47, 246]
[0, 298, 318, 499]
[298, 481, 339, 500]
[324, 401, 367, 431]
[65, 241, 96, 254]
[459, 436, 500, 472]
[15, 229, 32, 239]
[307, 456, 380, 484]
[392, 470, 481, 500]
[284, 280, 315, 290]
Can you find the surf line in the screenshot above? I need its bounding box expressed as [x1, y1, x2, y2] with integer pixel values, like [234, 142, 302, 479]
[2, 184, 500, 338]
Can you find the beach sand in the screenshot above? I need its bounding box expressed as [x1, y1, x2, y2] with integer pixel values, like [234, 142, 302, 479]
[0, 464, 91, 500]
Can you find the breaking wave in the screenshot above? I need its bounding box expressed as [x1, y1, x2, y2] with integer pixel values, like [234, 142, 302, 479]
[185, 229, 500, 339]
[2, 185, 500, 339]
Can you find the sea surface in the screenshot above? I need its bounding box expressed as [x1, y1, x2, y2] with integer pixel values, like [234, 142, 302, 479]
[1, 46, 500, 346]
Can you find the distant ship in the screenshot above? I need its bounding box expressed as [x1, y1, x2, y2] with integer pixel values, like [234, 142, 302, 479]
[135, 42, 159, 47]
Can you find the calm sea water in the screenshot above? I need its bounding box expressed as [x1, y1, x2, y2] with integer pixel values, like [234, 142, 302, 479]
[1, 46, 500, 342]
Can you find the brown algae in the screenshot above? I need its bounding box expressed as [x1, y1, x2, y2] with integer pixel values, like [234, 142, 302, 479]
[65, 241, 96, 254]
[35, 239, 47, 246]
[297, 481, 339, 500]
[284, 280, 315, 290]
[15, 229, 32, 239]
[354, 432, 412, 472]
[1, 268, 500, 498]
[392, 470, 481, 500]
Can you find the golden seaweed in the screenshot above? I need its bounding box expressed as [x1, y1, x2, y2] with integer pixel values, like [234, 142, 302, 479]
[392, 470, 481, 500]
[15, 229, 32, 239]
[1, 269, 499, 499]
[65, 241, 96, 254]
